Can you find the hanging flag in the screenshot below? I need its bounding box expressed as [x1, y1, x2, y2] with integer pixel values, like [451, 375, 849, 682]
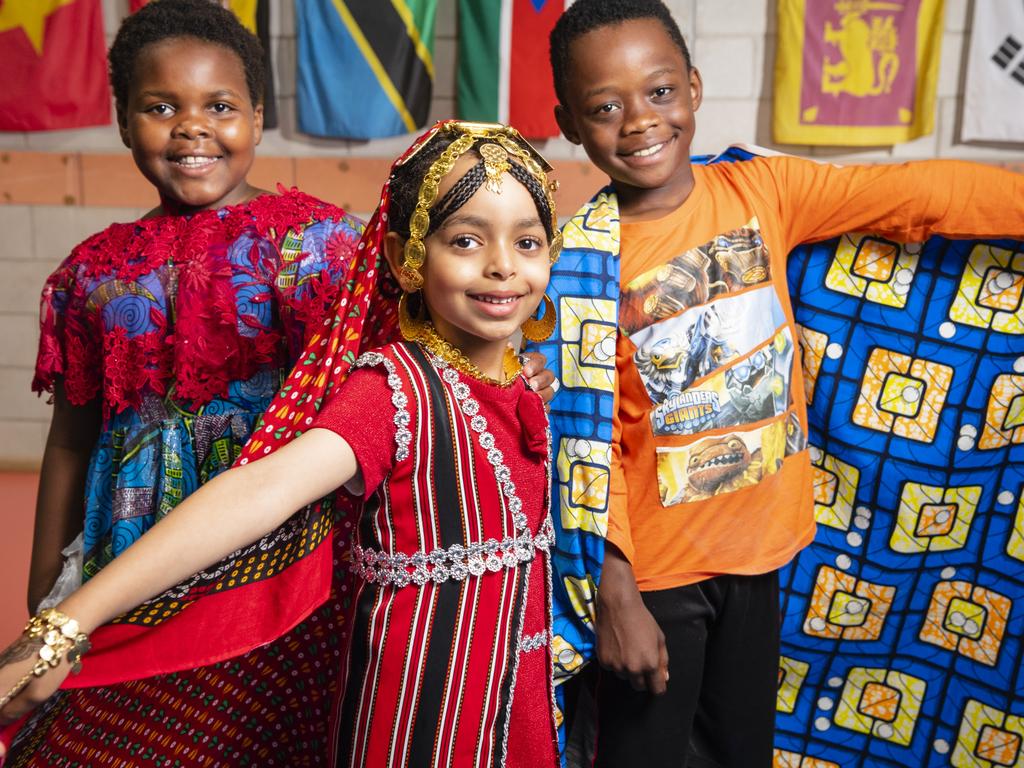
[130, 0, 254, 29]
[0, 0, 111, 131]
[130, 0, 277, 128]
[296, 0, 437, 139]
[457, 0, 565, 139]
[773, 0, 943, 145]
[961, 0, 1024, 143]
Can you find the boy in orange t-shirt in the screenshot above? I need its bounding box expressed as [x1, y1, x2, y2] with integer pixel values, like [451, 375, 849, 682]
[545, 1, 1024, 765]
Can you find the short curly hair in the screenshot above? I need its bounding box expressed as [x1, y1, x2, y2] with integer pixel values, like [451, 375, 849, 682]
[109, 0, 265, 111]
[550, 0, 692, 106]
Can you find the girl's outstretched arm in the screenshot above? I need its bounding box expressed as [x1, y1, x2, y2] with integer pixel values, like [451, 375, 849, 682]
[62, 428, 357, 633]
[0, 427, 357, 724]
[28, 381, 101, 614]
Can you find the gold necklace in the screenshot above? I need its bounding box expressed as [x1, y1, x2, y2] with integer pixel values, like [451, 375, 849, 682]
[415, 323, 522, 387]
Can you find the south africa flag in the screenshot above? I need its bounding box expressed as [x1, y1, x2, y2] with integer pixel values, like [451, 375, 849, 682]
[457, 0, 567, 139]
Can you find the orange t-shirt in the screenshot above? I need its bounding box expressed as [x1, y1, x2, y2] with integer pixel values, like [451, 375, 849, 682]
[609, 155, 1024, 591]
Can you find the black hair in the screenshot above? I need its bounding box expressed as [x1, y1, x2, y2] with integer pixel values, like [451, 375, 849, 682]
[550, 0, 692, 105]
[108, 0, 265, 111]
[389, 135, 555, 243]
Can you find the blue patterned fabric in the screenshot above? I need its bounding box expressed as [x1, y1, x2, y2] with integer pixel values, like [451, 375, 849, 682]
[778, 223, 1024, 767]
[531, 191, 620, 698]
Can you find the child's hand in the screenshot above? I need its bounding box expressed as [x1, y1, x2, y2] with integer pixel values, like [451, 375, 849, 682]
[595, 547, 670, 695]
[519, 351, 558, 405]
[0, 634, 70, 726]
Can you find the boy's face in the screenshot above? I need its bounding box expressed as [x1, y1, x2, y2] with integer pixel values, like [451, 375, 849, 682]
[555, 18, 702, 213]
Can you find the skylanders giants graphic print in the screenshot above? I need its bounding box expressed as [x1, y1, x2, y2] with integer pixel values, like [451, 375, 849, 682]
[619, 218, 771, 335]
[657, 413, 805, 505]
[631, 287, 788, 404]
[650, 329, 795, 437]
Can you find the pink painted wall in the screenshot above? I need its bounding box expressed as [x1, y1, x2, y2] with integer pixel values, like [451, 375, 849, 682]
[0, 474, 35, 643]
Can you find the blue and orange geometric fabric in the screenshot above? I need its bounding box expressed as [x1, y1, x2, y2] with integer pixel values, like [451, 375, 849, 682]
[778, 224, 1024, 767]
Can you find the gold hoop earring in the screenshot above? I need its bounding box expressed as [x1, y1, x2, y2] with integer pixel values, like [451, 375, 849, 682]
[398, 292, 428, 342]
[521, 294, 556, 342]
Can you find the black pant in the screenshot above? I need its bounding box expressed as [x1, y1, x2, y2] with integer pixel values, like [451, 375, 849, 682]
[586, 571, 780, 768]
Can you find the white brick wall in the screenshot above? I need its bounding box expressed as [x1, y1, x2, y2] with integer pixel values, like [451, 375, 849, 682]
[0, 0, 1021, 467]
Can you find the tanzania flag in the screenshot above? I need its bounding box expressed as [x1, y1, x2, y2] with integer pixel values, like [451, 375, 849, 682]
[0, 0, 110, 131]
[130, 0, 277, 128]
[296, 0, 437, 139]
[457, 0, 565, 139]
[773, 0, 943, 145]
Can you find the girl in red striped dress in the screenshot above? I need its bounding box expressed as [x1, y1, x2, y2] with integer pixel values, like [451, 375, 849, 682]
[0, 121, 561, 768]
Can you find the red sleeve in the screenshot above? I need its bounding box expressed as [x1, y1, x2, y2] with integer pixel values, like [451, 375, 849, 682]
[33, 246, 103, 405]
[312, 365, 398, 498]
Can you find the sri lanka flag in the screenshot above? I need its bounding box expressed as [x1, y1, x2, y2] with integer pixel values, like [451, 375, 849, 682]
[457, 0, 566, 139]
[773, 0, 944, 145]
[0, 0, 111, 131]
[296, 0, 437, 139]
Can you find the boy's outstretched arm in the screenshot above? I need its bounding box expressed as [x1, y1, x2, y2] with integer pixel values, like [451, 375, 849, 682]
[772, 157, 1024, 248]
[596, 543, 669, 695]
[0, 427, 358, 724]
[28, 381, 100, 613]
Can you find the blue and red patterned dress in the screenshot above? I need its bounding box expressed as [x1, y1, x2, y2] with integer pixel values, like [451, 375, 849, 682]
[32, 187, 363, 578]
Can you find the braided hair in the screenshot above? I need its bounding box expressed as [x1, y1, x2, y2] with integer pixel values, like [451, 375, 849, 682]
[389, 136, 555, 244]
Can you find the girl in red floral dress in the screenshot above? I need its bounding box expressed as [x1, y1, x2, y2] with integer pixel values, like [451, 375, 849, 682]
[8, 1, 395, 764]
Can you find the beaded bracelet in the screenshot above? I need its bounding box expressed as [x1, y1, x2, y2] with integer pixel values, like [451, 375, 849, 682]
[0, 609, 90, 710]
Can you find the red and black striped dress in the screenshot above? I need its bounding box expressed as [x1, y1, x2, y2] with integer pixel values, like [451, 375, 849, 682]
[313, 341, 559, 768]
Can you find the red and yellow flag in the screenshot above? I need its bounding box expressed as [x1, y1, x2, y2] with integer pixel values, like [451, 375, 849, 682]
[0, 0, 111, 131]
[129, 0, 256, 33]
[773, 0, 944, 145]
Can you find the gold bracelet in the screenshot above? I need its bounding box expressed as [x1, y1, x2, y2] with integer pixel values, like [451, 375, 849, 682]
[25, 608, 91, 674]
[0, 609, 91, 710]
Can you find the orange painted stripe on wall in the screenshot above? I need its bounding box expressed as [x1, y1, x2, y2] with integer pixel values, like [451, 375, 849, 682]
[0, 150, 604, 215]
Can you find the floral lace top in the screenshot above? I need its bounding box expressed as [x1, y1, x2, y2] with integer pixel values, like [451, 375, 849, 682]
[32, 188, 364, 577]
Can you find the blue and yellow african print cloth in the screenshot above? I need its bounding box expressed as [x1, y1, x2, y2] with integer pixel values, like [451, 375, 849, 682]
[778, 212, 1024, 766]
[536, 147, 1024, 766]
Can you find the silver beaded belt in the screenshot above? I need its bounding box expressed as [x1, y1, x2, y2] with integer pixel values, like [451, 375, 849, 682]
[351, 519, 554, 588]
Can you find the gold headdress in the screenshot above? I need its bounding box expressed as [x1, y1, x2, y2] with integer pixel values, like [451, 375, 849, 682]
[396, 121, 562, 292]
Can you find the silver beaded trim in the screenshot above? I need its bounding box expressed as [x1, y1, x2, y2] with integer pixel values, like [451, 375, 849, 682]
[351, 349, 554, 589]
[352, 523, 553, 587]
[519, 630, 550, 654]
[353, 351, 412, 461]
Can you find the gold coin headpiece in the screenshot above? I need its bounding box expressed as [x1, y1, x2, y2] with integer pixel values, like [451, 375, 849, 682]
[397, 121, 562, 291]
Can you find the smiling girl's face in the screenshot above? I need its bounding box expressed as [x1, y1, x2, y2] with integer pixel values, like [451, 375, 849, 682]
[417, 153, 551, 368]
[119, 36, 263, 213]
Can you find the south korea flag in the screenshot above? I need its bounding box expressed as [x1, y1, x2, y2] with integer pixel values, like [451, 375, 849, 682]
[962, 0, 1024, 142]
